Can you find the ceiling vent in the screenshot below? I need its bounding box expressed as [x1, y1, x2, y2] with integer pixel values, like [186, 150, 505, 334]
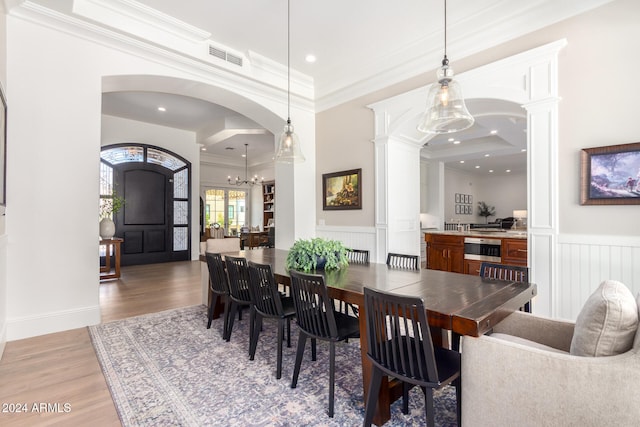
[208, 45, 243, 67]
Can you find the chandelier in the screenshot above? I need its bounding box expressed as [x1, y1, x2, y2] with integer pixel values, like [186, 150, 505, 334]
[417, 0, 474, 134]
[228, 144, 263, 186]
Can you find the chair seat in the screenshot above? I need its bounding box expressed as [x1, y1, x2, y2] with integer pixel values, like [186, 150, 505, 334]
[371, 336, 460, 387]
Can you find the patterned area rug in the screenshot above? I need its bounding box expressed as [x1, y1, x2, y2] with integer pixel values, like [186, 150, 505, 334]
[89, 305, 458, 426]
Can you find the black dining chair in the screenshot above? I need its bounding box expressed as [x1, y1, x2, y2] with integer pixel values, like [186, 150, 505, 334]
[247, 261, 296, 379]
[363, 287, 461, 427]
[224, 255, 254, 344]
[386, 252, 420, 270]
[346, 248, 369, 264]
[480, 262, 531, 312]
[289, 270, 360, 418]
[204, 252, 231, 338]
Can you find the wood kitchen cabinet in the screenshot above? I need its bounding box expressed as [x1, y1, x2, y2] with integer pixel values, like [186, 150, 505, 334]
[425, 234, 464, 273]
[464, 259, 483, 276]
[502, 238, 528, 266]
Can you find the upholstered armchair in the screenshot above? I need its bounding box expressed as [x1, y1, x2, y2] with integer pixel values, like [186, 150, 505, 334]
[461, 281, 640, 427]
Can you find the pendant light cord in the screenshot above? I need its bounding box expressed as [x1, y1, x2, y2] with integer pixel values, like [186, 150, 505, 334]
[443, 0, 448, 65]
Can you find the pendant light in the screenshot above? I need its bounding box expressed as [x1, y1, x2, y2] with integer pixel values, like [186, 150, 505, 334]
[417, 0, 474, 134]
[276, 0, 305, 163]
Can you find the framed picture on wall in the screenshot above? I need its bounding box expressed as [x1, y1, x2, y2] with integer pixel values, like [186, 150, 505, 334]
[322, 168, 362, 210]
[580, 142, 640, 205]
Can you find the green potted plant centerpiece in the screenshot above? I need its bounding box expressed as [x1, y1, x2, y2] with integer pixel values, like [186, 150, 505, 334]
[285, 237, 349, 271]
[99, 192, 125, 240]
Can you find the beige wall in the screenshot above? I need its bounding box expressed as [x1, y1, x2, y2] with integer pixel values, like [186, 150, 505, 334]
[316, 0, 640, 237]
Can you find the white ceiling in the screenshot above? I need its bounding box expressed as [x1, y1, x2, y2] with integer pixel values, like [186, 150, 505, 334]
[26, 0, 613, 173]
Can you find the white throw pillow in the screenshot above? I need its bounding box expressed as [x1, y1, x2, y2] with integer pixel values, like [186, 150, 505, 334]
[570, 280, 638, 357]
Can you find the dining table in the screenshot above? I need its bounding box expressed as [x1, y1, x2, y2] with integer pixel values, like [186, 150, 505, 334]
[203, 248, 537, 425]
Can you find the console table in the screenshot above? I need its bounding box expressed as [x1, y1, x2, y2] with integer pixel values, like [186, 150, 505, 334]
[100, 238, 123, 280]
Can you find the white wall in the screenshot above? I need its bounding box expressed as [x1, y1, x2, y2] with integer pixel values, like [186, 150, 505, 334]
[5, 12, 314, 339]
[101, 115, 200, 260]
[0, 3, 8, 358]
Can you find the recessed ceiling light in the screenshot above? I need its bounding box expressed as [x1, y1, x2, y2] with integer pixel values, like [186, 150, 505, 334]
[490, 130, 498, 135]
[521, 148, 526, 152]
[448, 137, 455, 142]
[489, 170, 494, 173]
[484, 154, 490, 157]
[201, 147, 206, 151]
[453, 140, 461, 145]
[459, 160, 465, 164]
[157, 106, 166, 112]
[241, 154, 246, 158]
[506, 169, 511, 173]
[475, 165, 480, 169]
[305, 54, 316, 63]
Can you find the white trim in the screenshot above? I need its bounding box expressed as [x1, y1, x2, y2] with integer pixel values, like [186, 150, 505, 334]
[6, 305, 101, 341]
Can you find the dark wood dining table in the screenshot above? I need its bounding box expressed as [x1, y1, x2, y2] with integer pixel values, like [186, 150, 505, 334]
[204, 248, 536, 425]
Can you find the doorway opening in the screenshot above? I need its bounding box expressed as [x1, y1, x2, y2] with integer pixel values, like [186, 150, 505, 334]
[100, 144, 191, 266]
[204, 188, 247, 236]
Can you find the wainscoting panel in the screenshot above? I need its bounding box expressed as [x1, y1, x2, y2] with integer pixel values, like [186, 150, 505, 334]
[316, 225, 377, 262]
[556, 234, 640, 320]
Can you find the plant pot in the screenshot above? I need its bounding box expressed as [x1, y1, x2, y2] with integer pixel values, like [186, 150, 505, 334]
[99, 218, 116, 240]
[315, 256, 327, 270]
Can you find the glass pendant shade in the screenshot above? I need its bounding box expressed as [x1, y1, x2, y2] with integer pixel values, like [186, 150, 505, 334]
[276, 119, 305, 164]
[417, 61, 474, 134]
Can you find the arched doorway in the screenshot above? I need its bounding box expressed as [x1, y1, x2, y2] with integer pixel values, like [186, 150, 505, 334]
[101, 144, 191, 265]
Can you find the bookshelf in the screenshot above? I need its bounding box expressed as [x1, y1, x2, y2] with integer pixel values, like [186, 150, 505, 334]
[262, 181, 275, 229]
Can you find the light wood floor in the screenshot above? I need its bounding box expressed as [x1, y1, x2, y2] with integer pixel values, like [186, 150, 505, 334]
[0, 260, 203, 427]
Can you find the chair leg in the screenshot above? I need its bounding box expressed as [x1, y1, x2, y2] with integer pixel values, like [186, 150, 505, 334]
[286, 318, 291, 348]
[402, 381, 410, 414]
[363, 367, 383, 426]
[276, 318, 284, 379]
[311, 338, 317, 361]
[248, 306, 256, 355]
[328, 342, 335, 418]
[454, 377, 462, 427]
[225, 301, 238, 341]
[249, 315, 262, 361]
[291, 332, 307, 388]
[221, 295, 230, 340]
[423, 387, 434, 427]
[207, 293, 219, 329]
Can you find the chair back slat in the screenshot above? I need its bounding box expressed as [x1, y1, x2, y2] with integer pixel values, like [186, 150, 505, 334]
[480, 262, 529, 282]
[289, 270, 338, 339]
[225, 255, 252, 304]
[364, 287, 440, 385]
[247, 261, 284, 317]
[347, 249, 370, 264]
[205, 252, 229, 295]
[386, 253, 419, 270]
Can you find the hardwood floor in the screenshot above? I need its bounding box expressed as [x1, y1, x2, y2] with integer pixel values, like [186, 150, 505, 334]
[0, 260, 203, 426]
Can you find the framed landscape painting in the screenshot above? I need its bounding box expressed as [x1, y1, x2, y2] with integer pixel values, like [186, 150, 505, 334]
[322, 168, 362, 210]
[580, 142, 640, 205]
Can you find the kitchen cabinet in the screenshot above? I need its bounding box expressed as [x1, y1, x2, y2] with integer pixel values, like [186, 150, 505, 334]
[502, 238, 528, 266]
[464, 259, 483, 276]
[425, 234, 464, 273]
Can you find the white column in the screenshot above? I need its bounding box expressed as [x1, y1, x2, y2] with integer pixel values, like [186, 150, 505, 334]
[373, 135, 423, 263]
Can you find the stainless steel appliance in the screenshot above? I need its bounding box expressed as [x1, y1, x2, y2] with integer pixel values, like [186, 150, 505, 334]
[464, 237, 501, 262]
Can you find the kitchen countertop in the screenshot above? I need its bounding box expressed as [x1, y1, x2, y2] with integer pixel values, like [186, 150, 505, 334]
[423, 229, 528, 239]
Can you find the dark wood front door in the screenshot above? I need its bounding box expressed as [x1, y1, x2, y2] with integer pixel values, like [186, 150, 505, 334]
[114, 163, 187, 265]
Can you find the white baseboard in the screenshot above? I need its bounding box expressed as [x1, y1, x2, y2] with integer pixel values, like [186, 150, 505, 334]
[7, 305, 101, 341]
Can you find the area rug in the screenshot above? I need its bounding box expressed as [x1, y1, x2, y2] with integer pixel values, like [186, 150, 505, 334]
[89, 305, 458, 426]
